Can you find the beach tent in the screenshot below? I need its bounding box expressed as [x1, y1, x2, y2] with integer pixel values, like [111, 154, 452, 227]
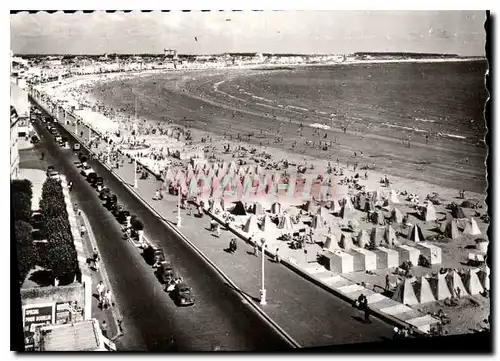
[311, 214, 324, 229]
[271, 202, 283, 215]
[210, 199, 223, 214]
[389, 190, 400, 204]
[441, 219, 461, 239]
[357, 229, 370, 248]
[237, 166, 246, 177]
[165, 169, 174, 182]
[331, 200, 342, 214]
[303, 200, 316, 213]
[340, 233, 353, 251]
[216, 168, 225, 178]
[372, 189, 384, 202]
[348, 218, 360, 230]
[392, 279, 419, 306]
[384, 225, 398, 246]
[408, 224, 425, 243]
[370, 210, 385, 225]
[252, 202, 264, 215]
[416, 276, 436, 304]
[463, 218, 481, 236]
[278, 214, 295, 230]
[464, 269, 484, 295]
[391, 208, 404, 224]
[317, 206, 329, 219]
[229, 161, 237, 173]
[364, 200, 375, 213]
[231, 201, 247, 216]
[477, 266, 490, 290]
[220, 198, 227, 211]
[370, 227, 384, 247]
[446, 271, 469, 298]
[423, 201, 437, 222]
[323, 233, 340, 251]
[452, 206, 467, 219]
[429, 273, 453, 300]
[260, 214, 277, 232]
[212, 163, 220, 171]
[343, 197, 355, 211]
[358, 194, 367, 210]
[243, 215, 260, 234]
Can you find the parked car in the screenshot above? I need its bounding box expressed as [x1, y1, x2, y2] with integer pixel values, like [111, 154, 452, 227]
[30, 135, 39, 144]
[87, 172, 98, 184]
[112, 204, 126, 217]
[81, 165, 94, 177]
[99, 187, 111, 200]
[105, 195, 118, 210]
[117, 210, 130, 225]
[46, 165, 55, 175]
[73, 143, 81, 151]
[143, 244, 165, 267]
[172, 283, 195, 306]
[55, 135, 62, 142]
[47, 171, 61, 181]
[91, 176, 104, 188]
[156, 261, 175, 284]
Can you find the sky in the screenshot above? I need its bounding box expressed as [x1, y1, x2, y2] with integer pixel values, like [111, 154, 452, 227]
[10, 10, 486, 56]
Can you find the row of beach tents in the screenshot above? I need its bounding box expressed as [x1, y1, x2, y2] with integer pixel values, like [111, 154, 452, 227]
[393, 267, 490, 305]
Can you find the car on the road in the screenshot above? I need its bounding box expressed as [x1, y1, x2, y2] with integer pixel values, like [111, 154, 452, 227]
[143, 244, 166, 267]
[81, 165, 95, 177]
[117, 210, 130, 225]
[105, 194, 118, 210]
[156, 261, 175, 284]
[30, 135, 39, 144]
[73, 143, 81, 151]
[91, 176, 104, 189]
[99, 187, 111, 200]
[87, 172, 98, 184]
[172, 283, 195, 307]
[47, 171, 61, 181]
[55, 135, 62, 142]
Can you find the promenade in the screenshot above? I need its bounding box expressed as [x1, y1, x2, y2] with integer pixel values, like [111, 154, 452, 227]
[58, 116, 397, 347]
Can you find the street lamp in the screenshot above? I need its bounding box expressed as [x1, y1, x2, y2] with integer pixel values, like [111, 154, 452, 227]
[133, 155, 138, 188]
[260, 238, 267, 305]
[176, 188, 182, 227]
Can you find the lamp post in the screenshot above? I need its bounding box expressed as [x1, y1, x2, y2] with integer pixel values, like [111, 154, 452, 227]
[176, 188, 182, 227]
[260, 238, 267, 305]
[134, 155, 138, 188]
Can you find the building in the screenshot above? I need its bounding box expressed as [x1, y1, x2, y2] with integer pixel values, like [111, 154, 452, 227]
[10, 82, 29, 179]
[32, 319, 111, 351]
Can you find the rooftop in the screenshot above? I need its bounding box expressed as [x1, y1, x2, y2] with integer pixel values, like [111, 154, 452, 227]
[38, 320, 103, 351]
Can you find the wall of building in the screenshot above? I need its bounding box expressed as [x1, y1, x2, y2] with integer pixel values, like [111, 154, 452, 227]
[10, 118, 19, 180]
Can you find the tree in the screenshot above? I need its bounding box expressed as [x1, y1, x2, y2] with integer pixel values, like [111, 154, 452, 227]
[43, 216, 72, 243]
[14, 220, 38, 282]
[44, 243, 78, 281]
[11, 179, 33, 222]
[39, 179, 68, 219]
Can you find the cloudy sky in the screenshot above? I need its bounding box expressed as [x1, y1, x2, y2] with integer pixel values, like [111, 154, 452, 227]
[10, 11, 486, 55]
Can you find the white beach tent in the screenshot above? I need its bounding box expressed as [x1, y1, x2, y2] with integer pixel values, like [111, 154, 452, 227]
[423, 201, 437, 222]
[462, 218, 481, 236]
[392, 278, 419, 306]
[323, 233, 340, 251]
[446, 270, 469, 298]
[260, 214, 277, 232]
[429, 273, 453, 300]
[278, 213, 295, 230]
[389, 190, 400, 204]
[243, 215, 260, 234]
[464, 269, 484, 295]
[357, 229, 370, 248]
[416, 276, 436, 304]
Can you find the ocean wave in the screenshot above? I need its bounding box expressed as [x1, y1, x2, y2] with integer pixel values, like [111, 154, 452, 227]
[286, 105, 309, 112]
[310, 123, 331, 130]
[415, 117, 436, 123]
[443, 133, 467, 140]
[252, 95, 274, 103]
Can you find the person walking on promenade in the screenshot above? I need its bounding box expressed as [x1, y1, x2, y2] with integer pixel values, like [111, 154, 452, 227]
[362, 297, 370, 323]
[252, 240, 258, 256]
[80, 224, 86, 238]
[68, 181, 73, 192]
[216, 224, 221, 238]
[93, 248, 100, 271]
[103, 289, 112, 310]
[275, 248, 280, 264]
[100, 320, 108, 339]
[97, 281, 105, 307]
[41, 152, 45, 160]
[385, 273, 390, 292]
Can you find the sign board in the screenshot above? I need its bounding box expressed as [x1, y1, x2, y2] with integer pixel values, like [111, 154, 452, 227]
[23, 305, 54, 351]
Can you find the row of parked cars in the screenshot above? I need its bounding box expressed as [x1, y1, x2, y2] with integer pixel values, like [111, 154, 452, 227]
[74, 152, 195, 307]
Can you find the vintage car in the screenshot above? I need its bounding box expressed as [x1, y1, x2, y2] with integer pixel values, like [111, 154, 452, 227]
[73, 143, 81, 151]
[47, 171, 61, 181]
[172, 283, 195, 307]
[99, 187, 111, 200]
[81, 165, 95, 177]
[86, 172, 98, 184]
[116, 210, 130, 225]
[91, 176, 104, 189]
[105, 195, 118, 210]
[143, 244, 165, 267]
[156, 261, 175, 284]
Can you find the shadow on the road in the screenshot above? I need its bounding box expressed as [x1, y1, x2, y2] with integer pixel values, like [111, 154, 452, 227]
[246, 250, 258, 257]
[224, 282, 260, 303]
[351, 315, 372, 324]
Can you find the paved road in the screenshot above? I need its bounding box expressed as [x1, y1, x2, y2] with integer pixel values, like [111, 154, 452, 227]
[37, 99, 396, 348]
[31, 108, 293, 351]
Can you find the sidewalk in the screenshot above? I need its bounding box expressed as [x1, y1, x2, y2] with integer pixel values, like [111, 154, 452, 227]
[69, 195, 122, 341]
